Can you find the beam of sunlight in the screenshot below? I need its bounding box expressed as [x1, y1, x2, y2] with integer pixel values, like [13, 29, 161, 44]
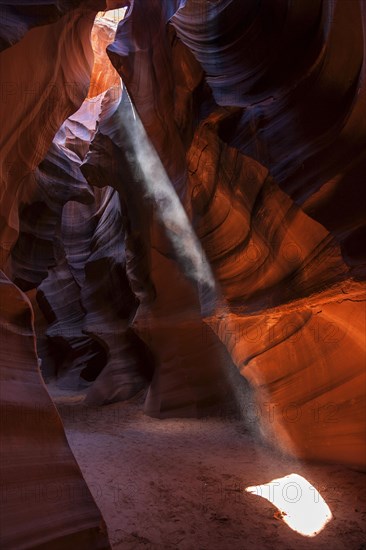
[245, 473, 332, 537]
[110, 90, 219, 313]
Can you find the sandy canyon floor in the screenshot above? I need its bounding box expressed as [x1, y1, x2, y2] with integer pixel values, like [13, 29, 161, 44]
[50, 386, 366, 550]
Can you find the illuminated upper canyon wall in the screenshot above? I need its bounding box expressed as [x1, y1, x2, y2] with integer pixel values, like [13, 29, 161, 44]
[0, 2, 365, 546]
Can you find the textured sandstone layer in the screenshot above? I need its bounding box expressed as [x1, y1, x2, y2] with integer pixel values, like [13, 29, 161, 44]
[88, 17, 121, 98]
[0, 5, 95, 267]
[0, 4, 366, 548]
[100, 0, 366, 466]
[3, 0, 365, 463]
[81, 88, 241, 415]
[0, 272, 110, 549]
[172, 0, 366, 274]
[0, 2, 114, 548]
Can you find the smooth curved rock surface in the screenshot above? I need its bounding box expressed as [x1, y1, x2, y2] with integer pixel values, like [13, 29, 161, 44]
[0, 11, 365, 550]
[0, 271, 110, 549]
[0, 5, 113, 547]
[100, 0, 366, 465]
[0, 4, 97, 269]
[172, 0, 366, 273]
[81, 187, 154, 405]
[186, 111, 365, 466]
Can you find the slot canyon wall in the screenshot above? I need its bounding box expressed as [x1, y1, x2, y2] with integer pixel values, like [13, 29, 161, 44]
[0, 0, 365, 547]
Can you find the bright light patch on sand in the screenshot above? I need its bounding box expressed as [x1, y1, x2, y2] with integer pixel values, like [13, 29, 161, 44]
[246, 473, 332, 537]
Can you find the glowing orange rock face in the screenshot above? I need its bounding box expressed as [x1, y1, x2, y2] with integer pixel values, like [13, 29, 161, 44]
[99, 0, 366, 468]
[185, 113, 366, 467]
[0, 17, 365, 550]
[88, 18, 121, 98]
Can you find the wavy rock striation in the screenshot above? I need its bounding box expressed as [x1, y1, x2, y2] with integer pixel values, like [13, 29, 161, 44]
[171, 0, 366, 274]
[0, 272, 110, 548]
[0, 3, 114, 547]
[1, 10, 366, 550]
[98, 0, 366, 466]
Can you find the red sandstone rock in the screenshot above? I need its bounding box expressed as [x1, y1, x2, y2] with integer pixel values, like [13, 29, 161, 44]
[0, 5, 97, 268]
[0, 272, 110, 549]
[102, 0, 366, 466]
[88, 17, 121, 98]
[0, 4, 113, 547]
[1, 3, 366, 546]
